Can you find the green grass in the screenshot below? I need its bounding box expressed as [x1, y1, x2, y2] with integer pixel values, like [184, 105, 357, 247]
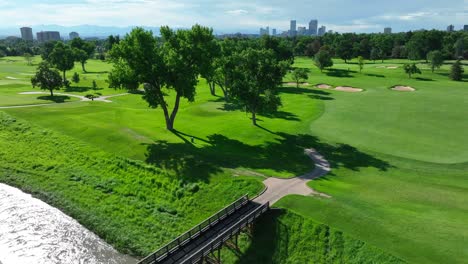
[220, 209, 404, 264]
[1, 56, 467, 263]
[0, 112, 262, 257]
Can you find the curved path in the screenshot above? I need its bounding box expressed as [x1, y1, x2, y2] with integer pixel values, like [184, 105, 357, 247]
[0, 92, 130, 109]
[254, 149, 331, 205]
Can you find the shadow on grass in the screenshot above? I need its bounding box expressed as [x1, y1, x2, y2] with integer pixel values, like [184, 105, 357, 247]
[365, 73, 385, 78]
[64, 86, 92, 93]
[144, 130, 391, 183]
[278, 87, 334, 101]
[415, 77, 434, 81]
[235, 209, 283, 264]
[37, 95, 70, 103]
[326, 69, 356, 78]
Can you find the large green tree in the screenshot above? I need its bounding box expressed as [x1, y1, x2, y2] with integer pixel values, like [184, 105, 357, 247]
[314, 50, 333, 72]
[108, 26, 215, 130]
[48, 42, 75, 81]
[231, 48, 288, 125]
[31, 62, 63, 96]
[450, 59, 464, 81]
[427, 50, 444, 72]
[70, 37, 96, 72]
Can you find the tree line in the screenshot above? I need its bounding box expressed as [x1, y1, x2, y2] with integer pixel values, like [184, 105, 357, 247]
[291, 30, 468, 62]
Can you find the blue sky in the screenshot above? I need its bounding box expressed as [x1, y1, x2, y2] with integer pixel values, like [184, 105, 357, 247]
[0, 0, 467, 33]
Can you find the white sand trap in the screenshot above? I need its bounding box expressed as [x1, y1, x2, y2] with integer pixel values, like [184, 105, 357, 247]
[6, 76, 18, 80]
[386, 66, 398, 69]
[334, 86, 363, 92]
[285, 82, 309, 86]
[19, 91, 43, 95]
[316, 84, 332, 89]
[392, 86, 415, 92]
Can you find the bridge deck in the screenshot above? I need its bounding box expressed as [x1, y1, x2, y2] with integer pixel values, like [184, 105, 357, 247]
[139, 196, 268, 264]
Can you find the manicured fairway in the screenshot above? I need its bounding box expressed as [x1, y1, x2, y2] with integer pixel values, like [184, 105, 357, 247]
[1, 57, 467, 263]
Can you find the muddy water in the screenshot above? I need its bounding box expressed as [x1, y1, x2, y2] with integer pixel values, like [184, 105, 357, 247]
[0, 184, 136, 264]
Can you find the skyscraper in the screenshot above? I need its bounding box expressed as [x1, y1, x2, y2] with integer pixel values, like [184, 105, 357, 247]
[37, 31, 61, 43]
[318, 26, 326, 36]
[272, 29, 277, 36]
[384, 27, 392, 34]
[290, 20, 297, 37]
[297, 27, 307, 36]
[447, 25, 455, 32]
[309, 20, 318, 36]
[464, 25, 468, 32]
[20, 27, 33, 41]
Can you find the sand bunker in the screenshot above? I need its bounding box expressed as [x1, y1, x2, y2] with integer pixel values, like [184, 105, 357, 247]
[285, 82, 309, 86]
[392, 86, 415, 92]
[6, 76, 18, 80]
[386, 66, 398, 69]
[334, 86, 363, 93]
[316, 84, 332, 89]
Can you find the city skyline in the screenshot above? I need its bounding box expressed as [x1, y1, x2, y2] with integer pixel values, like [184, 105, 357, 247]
[0, 0, 466, 35]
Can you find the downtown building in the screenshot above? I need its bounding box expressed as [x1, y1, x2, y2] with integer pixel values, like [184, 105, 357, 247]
[309, 20, 318, 36]
[318, 25, 326, 36]
[20, 27, 33, 41]
[290, 20, 297, 37]
[37, 31, 61, 42]
[69, 32, 80, 39]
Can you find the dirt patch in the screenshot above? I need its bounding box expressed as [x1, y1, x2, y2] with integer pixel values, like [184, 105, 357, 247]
[316, 84, 332, 89]
[334, 86, 363, 93]
[285, 82, 309, 86]
[392, 86, 415, 92]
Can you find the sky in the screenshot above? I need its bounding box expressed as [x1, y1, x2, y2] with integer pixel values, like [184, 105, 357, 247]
[0, 0, 467, 34]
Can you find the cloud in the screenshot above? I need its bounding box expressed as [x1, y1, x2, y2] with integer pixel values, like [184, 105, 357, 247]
[226, 9, 249, 15]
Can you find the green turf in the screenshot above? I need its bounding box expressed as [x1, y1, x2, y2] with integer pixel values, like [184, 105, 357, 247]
[220, 209, 404, 264]
[0, 112, 263, 257]
[1, 56, 467, 263]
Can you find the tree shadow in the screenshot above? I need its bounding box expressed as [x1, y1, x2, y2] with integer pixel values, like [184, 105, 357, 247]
[262, 111, 300, 121]
[326, 69, 356, 78]
[365, 73, 385, 78]
[278, 87, 334, 101]
[236, 209, 283, 264]
[37, 95, 70, 103]
[84, 71, 108, 74]
[144, 130, 391, 184]
[64, 86, 92, 93]
[415, 77, 434, 81]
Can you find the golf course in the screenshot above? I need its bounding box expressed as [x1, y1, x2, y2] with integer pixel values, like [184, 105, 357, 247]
[0, 54, 467, 264]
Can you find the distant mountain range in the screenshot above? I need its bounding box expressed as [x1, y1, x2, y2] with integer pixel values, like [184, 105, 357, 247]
[0, 25, 163, 39]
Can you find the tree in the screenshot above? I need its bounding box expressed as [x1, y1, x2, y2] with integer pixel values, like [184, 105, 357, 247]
[108, 26, 215, 130]
[450, 59, 464, 81]
[31, 62, 63, 97]
[335, 34, 354, 63]
[23, 53, 33, 65]
[48, 42, 75, 82]
[370, 47, 382, 62]
[70, 38, 96, 72]
[72, 72, 80, 84]
[291, 68, 310, 88]
[357, 56, 365, 72]
[403, 63, 422, 78]
[454, 38, 465, 59]
[92, 80, 98, 90]
[231, 48, 287, 125]
[427, 50, 444, 72]
[314, 50, 333, 72]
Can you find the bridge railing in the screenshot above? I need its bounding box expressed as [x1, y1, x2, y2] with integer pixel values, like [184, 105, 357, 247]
[180, 202, 270, 264]
[138, 195, 250, 264]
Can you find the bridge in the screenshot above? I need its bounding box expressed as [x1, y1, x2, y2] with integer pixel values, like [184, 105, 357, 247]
[138, 195, 270, 264]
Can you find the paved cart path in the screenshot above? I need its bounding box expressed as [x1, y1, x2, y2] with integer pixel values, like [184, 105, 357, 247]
[254, 149, 331, 205]
[0, 92, 130, 109]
